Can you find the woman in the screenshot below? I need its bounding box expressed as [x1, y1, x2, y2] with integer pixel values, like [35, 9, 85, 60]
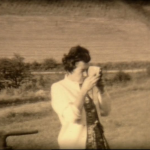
[51, 45, 111, 149]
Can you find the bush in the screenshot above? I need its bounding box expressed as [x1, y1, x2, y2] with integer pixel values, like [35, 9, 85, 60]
[42, 58, 58, 70]
[19, 75, 51, 92]
[103, 78, 113, 86]
[113, 71, 132, 83]
[146, 66, 150, 77]
[37, 75, 45, 87]
[30, 61, 41, 71]
[0, 53, 31, 88]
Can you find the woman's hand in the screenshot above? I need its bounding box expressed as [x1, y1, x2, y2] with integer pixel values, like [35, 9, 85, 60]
[81, 74, 100, 94]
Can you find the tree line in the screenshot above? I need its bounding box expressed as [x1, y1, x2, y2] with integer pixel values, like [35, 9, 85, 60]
[0, 53, 150, 89]
[28, 59, 150, 71]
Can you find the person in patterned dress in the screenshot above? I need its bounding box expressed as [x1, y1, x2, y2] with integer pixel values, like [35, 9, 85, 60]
[51, 45, 111, 149]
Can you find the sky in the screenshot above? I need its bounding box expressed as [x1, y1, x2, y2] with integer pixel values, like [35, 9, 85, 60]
[0, 0, 150, 63]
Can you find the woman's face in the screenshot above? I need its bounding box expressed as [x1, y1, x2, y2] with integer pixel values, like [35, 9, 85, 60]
[70, 61, 89, 83]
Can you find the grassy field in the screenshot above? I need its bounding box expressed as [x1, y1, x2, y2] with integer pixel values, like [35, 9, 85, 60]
[0, 72, 150, 149]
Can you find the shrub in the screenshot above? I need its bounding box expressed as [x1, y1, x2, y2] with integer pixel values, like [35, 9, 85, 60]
[30, 61, 41, 71]
[0, 53, 31, 88]
[146, 66, 150, 77]
[113, 71, 132, 83]
[37, 75, 45, 87]
[103, 78, 113, 86]
[42, 58, 58, 70]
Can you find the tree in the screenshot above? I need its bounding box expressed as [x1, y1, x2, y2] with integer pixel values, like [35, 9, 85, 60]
[0, 54, 31, 88]
[42, 58, 57, 70]
[30, 61, 41, 71]
[113, 71, 131, 83]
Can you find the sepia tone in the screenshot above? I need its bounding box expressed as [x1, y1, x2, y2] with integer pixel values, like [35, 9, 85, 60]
[0, 0, 150, 149]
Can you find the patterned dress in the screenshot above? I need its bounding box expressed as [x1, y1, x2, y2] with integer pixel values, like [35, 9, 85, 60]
[84, 94, 110, 149]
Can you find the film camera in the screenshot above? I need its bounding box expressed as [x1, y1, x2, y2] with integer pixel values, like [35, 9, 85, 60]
[88, 66, 104, 93]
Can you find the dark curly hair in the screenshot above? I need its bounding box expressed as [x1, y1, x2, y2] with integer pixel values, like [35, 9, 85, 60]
[62, 45, 91, 72]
